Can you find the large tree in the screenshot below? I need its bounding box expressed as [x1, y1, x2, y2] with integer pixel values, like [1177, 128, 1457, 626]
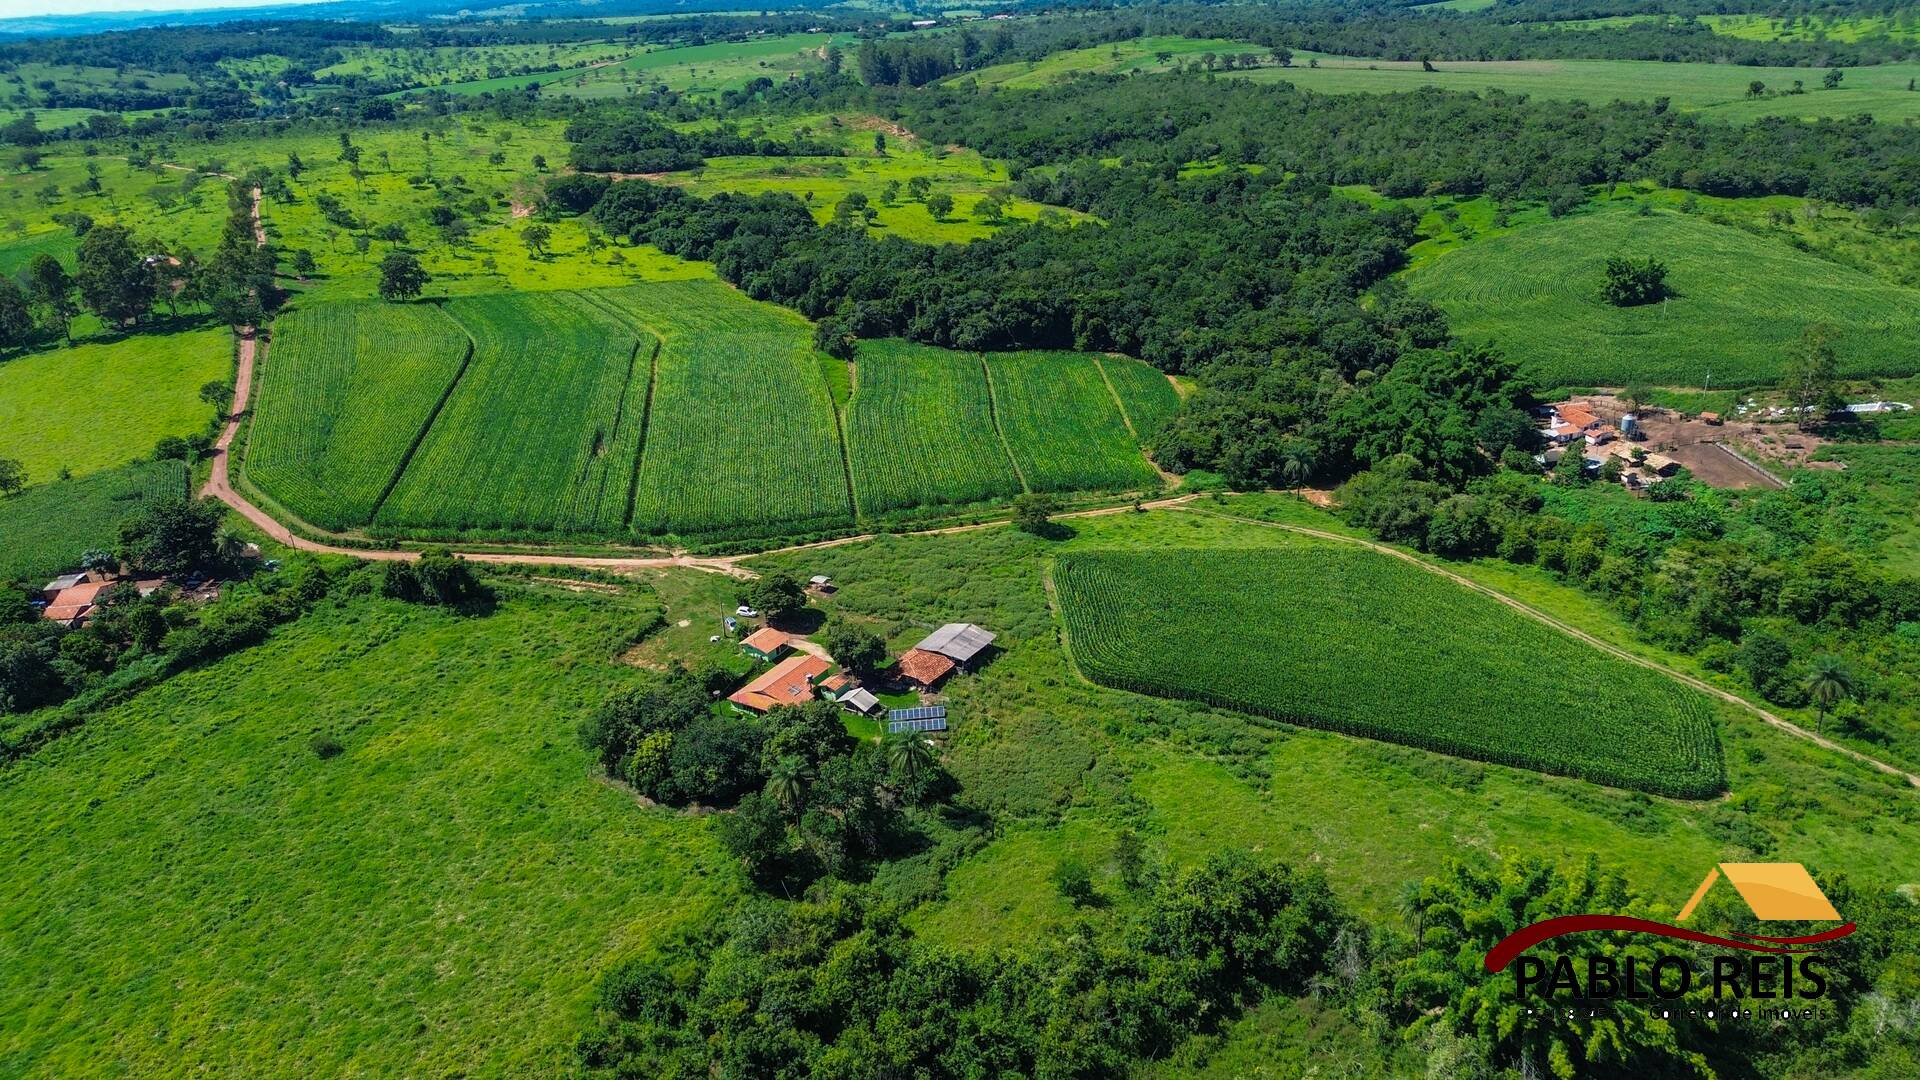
[377, 252, 429, 302]
[0, 278, 31, 351]
[1783, 323, 1841, 426]
[24, 253, 77, 342]
[74, 224, 156, 326]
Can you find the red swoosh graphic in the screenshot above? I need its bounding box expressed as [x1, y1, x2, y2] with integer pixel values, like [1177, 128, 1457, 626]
[1483, 916, 1856, 973]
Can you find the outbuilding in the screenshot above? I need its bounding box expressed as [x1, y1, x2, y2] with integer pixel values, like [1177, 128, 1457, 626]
[740, 626, 791, 663]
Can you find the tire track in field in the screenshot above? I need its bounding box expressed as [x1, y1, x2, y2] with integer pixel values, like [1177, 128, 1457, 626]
[1175, 503, 1920, 790]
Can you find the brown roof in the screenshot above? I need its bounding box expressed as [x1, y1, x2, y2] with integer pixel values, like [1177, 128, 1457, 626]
[819, 673, 853, 693]
[1556, 404, 1601, 430]
[740, 626, 790, 653]
[728, 654, 831, 713]
[896, 648, 956, 687]
[50, 581, 110, 609]
[43, 604, 92, 624]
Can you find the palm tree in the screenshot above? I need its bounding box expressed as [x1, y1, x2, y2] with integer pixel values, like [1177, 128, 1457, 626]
[1804, 656, 1855, 734]
[885, 729, 935, 783]
[1396, 880, 1428, 943]
[765, 755, 810, 815]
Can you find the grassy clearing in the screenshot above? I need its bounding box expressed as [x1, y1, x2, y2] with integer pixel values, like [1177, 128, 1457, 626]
[845, 339, 1023, 515]
[321, 40, 636, 85]
[246, 301, 472, 531]
[953, 35, 1275, 90]
[0, 590, 734, 1077]
[656, 112, 1081, 244]
[1404, 206, 1920, 387]
[601, 282, 853, 540]
[0, 327, 229, 483]
[986, 350, 1160, 494]
[0, 459, 187, 585]
[411, 32, 852, 100]
[1228, 56, 1920, 123]
[379, 292, 648, 535]
[1702, 12, 1920, 45]
[1054, 546, 1725, 797]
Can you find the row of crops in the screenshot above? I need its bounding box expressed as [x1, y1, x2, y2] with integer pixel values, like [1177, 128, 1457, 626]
[378, 293, 650, 534]
[245, 284, 1179, 542]
[1053, 546, 1726, 798]
[244, 301, 471, 531]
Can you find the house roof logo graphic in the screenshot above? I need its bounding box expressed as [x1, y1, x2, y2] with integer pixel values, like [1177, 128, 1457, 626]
[1484, 862, 1855, 974]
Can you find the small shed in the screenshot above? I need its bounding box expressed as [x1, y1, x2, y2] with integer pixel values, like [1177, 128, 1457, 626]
[807, 574, 837, 595]
[839, 687, 883, 717]
[740, 626, 792, 663]
[1644, 453, 1680, 476]
[1699, 412, 1723, 426]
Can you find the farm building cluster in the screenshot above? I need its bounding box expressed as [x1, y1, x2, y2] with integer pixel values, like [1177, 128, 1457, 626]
[1541, 401, 1680, 489]
[724, 611, 996, 738]
[33, 566, 233, 628]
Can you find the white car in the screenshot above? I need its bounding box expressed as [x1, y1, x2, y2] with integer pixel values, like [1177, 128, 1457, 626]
[735, 605, 759, 618]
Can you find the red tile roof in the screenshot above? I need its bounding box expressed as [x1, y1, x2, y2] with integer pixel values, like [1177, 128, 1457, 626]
[43, 604, 91, 624]
[819, 673, 853, 693]
[1556, 404, 1602, 431]
[740, 627, 790, 654]
[728, 654, 831, 713]
[896, 648, 956, 687]
[49, 581, 110, 609]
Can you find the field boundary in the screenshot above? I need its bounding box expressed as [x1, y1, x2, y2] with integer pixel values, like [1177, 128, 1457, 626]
[1175, 503, 1920, 790]
[1092, 356, 1139, 439]
[368, 311, 477, 522]
[978, 354, 1030, 493]
[623, 336, 662, 529]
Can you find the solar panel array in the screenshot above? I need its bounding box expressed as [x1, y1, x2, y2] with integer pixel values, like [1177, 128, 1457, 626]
[887, 705, 948, 733]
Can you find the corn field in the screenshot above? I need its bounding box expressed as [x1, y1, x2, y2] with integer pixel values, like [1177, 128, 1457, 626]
[376, 292, 647, 534]
[986, 351, 1160, 494]
[246, 301, 469, 530]
[1054, 547, 1725, 798]
[846, 339, 1023, 515]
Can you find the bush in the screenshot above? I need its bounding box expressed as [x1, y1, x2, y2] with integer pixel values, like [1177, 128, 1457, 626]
[310, 734, 344, 759]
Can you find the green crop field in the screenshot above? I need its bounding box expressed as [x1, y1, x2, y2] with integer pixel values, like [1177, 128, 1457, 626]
[377, 293, 649, 535]
[0, 328, 230, 484]
[245, 284, 1173, 541]
[1405, 207, 1920, 388]
[0, 590, 732, 1076]
[246, 301, 472, 530]
[604, 284, 853, 538]
[0, 459, 187, 585]
[845, 339, 1023, 515]
[986, 350, 1160, 494]
[1054, 546, 1725, 797]
[1098, 355, 1183, 440]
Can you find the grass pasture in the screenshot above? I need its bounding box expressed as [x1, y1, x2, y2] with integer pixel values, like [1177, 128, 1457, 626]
[594, 282, 853, 540]
[1053, 546, 1725, 797]
[845, 339, 1023, 516]
[1227, 55, 1920, 124]
[952, 35, 1276, 90]
[986, 350, 1160, 494]
[0, 590, 733, 1077]
[1405, 207, 1920, 387]
[0, 459, 187, 585]
[246, 301, 472, 531]
[378, 293, 649, 535]
[0, 327, 230, 484]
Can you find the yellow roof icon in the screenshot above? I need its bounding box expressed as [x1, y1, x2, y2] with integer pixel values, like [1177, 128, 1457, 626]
[1677, 863, 1842, 922]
